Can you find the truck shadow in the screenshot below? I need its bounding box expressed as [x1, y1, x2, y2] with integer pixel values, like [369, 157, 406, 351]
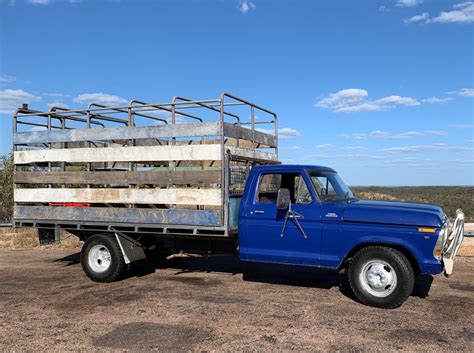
[54, 252, 433, 302]
[130, 254, 435, 302]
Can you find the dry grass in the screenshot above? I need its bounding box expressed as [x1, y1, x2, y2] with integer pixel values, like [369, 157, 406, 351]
[0, 227, 82, 250]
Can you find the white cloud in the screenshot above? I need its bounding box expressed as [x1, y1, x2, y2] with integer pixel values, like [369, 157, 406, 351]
[316, 89, 420, 113]
[339, 133, 350, 139]
[398, 131, 424, 137]
[339, 146, 366, 152]
[373, 95, 420, 107]
[396, 0, 424, 7]
[336, 102, 382, 113]
[279, 127, 301, 138]
[424, 130, 448, 136]
[370, 130, 390, 138]
[404, 12, 430, 23]
[43, 92, 68, 98]
[304, 154, 331, 160]
[431, 1, 474, 24]
[280, 146, 301, 151]
[73, 92, 128, 106]
[0, 89, 41, 114]
[239, 0, 256, 14]
[47, 102, 69, 109]
[450, 124, 473, 129]
[314, 145, 365, 152]
[379, 6, 390, 12]
[421, 97, 453, 104]
[256, 127, 301, 139]
[406, 2, 474, 24]
[458, 88, 474, 97]
[315, 144, 336, 150]
[353, 133, 367, 140]
[0, 75, 16, 83]
[369, 130, 448, 139]
[337, 154, 384, 160]
[28, 0, 53, 4]
[315, 88, 369, 112]
[381, 143, 472, 153]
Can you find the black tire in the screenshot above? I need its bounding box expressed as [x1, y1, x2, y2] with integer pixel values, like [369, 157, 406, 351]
[348, 246, 415, 309]
[81, 234, 126, 283]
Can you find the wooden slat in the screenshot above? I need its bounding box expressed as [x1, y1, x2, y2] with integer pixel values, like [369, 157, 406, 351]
[14, 170, 222, 185]
[14, 145, 276, 164]
[14, 188, 222, 206]
[14, 122, 221, 145]
[226, 146, 277, 161]
[14, 145, 222, 164]
[223, 123, 277, 147]
[14, 206, 222, 226]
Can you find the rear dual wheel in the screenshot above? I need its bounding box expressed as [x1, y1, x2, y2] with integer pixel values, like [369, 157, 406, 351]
[81, 234, 126, 283]
[348, 246, 415, 309]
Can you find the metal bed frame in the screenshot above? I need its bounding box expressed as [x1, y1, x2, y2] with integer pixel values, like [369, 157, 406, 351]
[12, 93, 279, 238]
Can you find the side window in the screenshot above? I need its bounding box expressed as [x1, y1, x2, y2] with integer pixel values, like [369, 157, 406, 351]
[257, 173, 312, 205]
[257, 174, 282, 204]
[313, 176, 337, 197]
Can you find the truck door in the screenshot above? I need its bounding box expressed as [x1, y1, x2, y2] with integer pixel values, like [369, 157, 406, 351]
[239, 172, 321, 266]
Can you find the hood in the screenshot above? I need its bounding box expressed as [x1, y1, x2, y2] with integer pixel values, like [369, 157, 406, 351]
[343, 200, 445, 227]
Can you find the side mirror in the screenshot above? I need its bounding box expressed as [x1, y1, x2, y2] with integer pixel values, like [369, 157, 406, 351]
[276, 188, 291, 209]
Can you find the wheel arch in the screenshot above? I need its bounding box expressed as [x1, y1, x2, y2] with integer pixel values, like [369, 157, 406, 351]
[340, 242, 421, 276]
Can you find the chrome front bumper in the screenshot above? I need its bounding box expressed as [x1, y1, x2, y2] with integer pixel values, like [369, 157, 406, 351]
[443, 209, 465, 277]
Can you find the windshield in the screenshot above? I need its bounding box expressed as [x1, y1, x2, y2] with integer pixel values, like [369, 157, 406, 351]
[308, 170, 354, 202]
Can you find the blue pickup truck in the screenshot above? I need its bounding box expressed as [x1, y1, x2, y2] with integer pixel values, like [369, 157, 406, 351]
[12, 94, 465, 309]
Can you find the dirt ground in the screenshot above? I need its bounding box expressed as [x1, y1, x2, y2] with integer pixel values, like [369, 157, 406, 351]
[0, 248, 472, 352]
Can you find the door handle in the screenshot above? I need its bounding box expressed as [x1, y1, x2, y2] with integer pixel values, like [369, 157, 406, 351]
[254, 210, 265, 214]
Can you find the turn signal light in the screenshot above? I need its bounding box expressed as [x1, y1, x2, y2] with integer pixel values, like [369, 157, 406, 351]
[418, 227, 436, 233]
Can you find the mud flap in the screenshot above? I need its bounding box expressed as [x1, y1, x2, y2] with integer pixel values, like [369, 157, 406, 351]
[115, 232, 146, 264]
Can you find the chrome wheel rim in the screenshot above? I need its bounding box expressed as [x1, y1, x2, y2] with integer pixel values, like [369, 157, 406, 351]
[88, 244, 112, 273]
[359, 260, 397, 298]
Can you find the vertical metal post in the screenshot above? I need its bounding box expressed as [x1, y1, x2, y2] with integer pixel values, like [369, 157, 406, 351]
[274, 113, 278, 160]
[250, 106, 255, 150]
[47, 113, 52, 189]
[220, 97, 228, 231]
[54, 226, 60, 244]
[12, 113, 17, 225]
[170, 104, 176, 171]
[61, 117, 66, 174]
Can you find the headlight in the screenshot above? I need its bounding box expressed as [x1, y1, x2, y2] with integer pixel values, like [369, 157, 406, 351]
[433, 224, 448, 260]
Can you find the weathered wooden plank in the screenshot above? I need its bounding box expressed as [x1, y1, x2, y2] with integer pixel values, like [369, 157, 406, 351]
[223, 123, 277, 147]
[14, 205, 222, 226]
[14, 145, 276, 164]
[226, 146, 277, 161]
[14, 188, 222, 206]
[14, 122, 221, 145]
[15, 170, 222, 185]
[14, 145, 222, 164]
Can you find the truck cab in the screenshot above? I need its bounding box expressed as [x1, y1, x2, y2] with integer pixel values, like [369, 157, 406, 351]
[238, 165, 465, 308]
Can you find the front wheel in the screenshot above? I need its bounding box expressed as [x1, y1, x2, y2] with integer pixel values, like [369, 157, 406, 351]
[81, 234, 126, 283]
[348, 246, 415, 309]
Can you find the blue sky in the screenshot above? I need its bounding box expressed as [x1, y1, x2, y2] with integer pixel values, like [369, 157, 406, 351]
[0, 0, 473, 186]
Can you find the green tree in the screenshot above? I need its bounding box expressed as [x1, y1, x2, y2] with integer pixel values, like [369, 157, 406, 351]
[0, 153, 14, 223]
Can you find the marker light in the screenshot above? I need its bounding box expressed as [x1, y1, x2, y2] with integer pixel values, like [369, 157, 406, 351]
[418, 227, 436, 233]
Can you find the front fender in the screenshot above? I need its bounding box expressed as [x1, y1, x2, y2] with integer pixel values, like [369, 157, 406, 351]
[320, 222, 443, 275]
